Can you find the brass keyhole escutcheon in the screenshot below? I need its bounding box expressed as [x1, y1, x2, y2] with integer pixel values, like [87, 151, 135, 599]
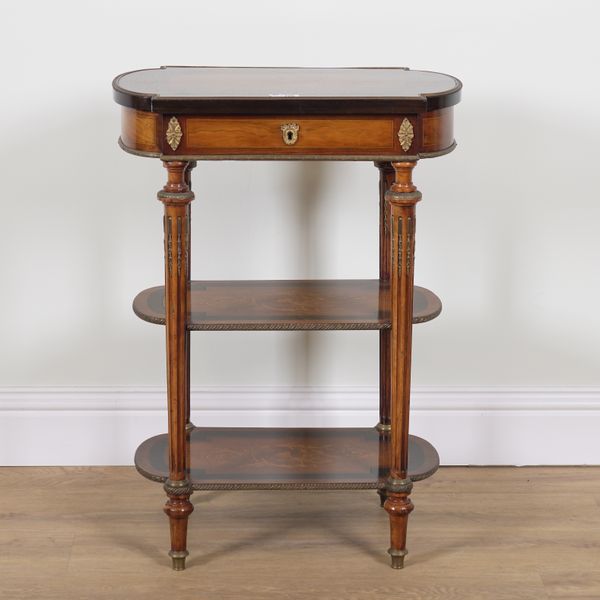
[280, 123, 299, 145]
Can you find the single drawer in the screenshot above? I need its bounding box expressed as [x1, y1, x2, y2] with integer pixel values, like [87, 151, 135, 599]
[119, 109, 455, 159]
[179, 117, 398, 156]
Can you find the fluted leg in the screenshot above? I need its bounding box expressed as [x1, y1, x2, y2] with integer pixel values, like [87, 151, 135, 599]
[375, 161, 395, 431]
[383, 161, 421, 569]
[158, 160, 195, 570]
[375, 161, 395, 507]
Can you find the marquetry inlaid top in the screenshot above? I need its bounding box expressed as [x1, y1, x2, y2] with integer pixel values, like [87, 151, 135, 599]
[113, 66, 461, 115]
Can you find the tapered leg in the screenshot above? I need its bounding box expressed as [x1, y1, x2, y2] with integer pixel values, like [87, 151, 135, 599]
[383, 161, 421, 569]
[375, 162, 395, 507]
[158, 160, 195, 570]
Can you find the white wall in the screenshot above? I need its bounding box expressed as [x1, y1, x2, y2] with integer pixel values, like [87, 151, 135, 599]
[1, 1, 599, 464]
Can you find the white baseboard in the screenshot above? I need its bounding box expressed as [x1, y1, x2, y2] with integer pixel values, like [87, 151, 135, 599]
[1, 386, 599, 466]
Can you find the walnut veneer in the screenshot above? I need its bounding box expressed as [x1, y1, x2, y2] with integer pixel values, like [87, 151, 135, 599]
[113, 65, 461, 571]
[132, 280, 442, 330]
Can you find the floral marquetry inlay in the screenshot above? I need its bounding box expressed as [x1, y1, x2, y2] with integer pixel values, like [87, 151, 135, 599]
[397, 118, 414, 152]
[166, 117, 183, 151]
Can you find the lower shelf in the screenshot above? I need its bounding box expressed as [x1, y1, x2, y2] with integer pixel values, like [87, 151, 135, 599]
[134, 427, 439, 490]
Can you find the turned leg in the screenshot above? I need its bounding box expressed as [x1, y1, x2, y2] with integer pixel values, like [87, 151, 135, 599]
[383, 161, 421, 569]
[158, 160, 195, 570]
[375, 162, 395, 507]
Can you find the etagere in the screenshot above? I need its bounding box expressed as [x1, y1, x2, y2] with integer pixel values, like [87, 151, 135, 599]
[113, 66, 461, 570]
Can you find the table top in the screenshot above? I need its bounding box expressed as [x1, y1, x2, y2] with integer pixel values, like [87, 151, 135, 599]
[113, 66, 461, 115]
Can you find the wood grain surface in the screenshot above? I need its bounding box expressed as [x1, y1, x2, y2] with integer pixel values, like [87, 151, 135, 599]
[376, 161, 395, 431]
[113, 66, 462, 114]
[1, 467, 599, 599]
[120, 107, 160, 154]
[118, 106, 455, 159]
[132, 280, 442, 330]
[184, 117, 395, 154]
[157, 160, 196, 569]
[134, 428, 439, 489]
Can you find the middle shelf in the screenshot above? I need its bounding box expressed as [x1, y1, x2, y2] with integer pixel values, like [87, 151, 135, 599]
[133, 279, 442, 331]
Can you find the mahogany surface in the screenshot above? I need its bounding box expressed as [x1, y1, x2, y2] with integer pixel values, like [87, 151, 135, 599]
[114, 67, 460, 160]
[113, 66, 461, 114]
[383, 162, 420, 568]
[134, 428, 439, 490]
[376, 162, 395, 434]
[113, 65, 461, 570]
[119, 106, 455, 160]
[132, 280, 442, 330]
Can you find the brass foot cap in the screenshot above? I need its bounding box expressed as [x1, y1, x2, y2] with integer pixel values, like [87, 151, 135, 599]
[388, 548, 408, 569]
[169, 550, 189, 571]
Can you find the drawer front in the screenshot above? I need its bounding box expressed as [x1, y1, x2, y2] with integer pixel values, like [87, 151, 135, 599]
[119, 109, 455, 159]
[180, 117, 397, 155]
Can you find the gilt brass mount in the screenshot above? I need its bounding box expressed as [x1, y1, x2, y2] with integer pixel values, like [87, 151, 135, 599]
[397, 118, 414, 152]
[281, 122, 300, 145]
[385, 477, 413, 494]
[166, 117, 183, 151]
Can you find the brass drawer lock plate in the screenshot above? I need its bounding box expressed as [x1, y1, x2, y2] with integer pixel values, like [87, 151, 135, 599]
[281, 123, 299, 145]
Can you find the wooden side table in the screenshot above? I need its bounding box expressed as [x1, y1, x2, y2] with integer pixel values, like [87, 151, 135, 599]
[112, 66, 461, 570]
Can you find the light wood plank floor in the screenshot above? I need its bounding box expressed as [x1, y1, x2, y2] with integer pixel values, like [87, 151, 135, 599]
[1, 467, 600, 599]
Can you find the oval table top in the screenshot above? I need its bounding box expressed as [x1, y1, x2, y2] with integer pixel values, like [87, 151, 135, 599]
[113, 66, 462, 115]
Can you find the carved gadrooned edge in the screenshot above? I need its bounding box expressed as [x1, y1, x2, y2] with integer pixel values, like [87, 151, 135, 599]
[134, 464, 165, 484]
[133, 317, 439, 328]
[118, 137, 457, 162]
[132, 303, 165, 325]
[136, 464, 385, 490]
[135, 464, 385, 489]
[188, 322, 391, 331]
[191, 481, 382, 490]
[135, 468, 438, 490]
[415, 304, 442, 323]
[132, 311, 441, 329]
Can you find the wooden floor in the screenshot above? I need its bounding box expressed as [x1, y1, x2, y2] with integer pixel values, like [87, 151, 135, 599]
[1, 467, 600, 599]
